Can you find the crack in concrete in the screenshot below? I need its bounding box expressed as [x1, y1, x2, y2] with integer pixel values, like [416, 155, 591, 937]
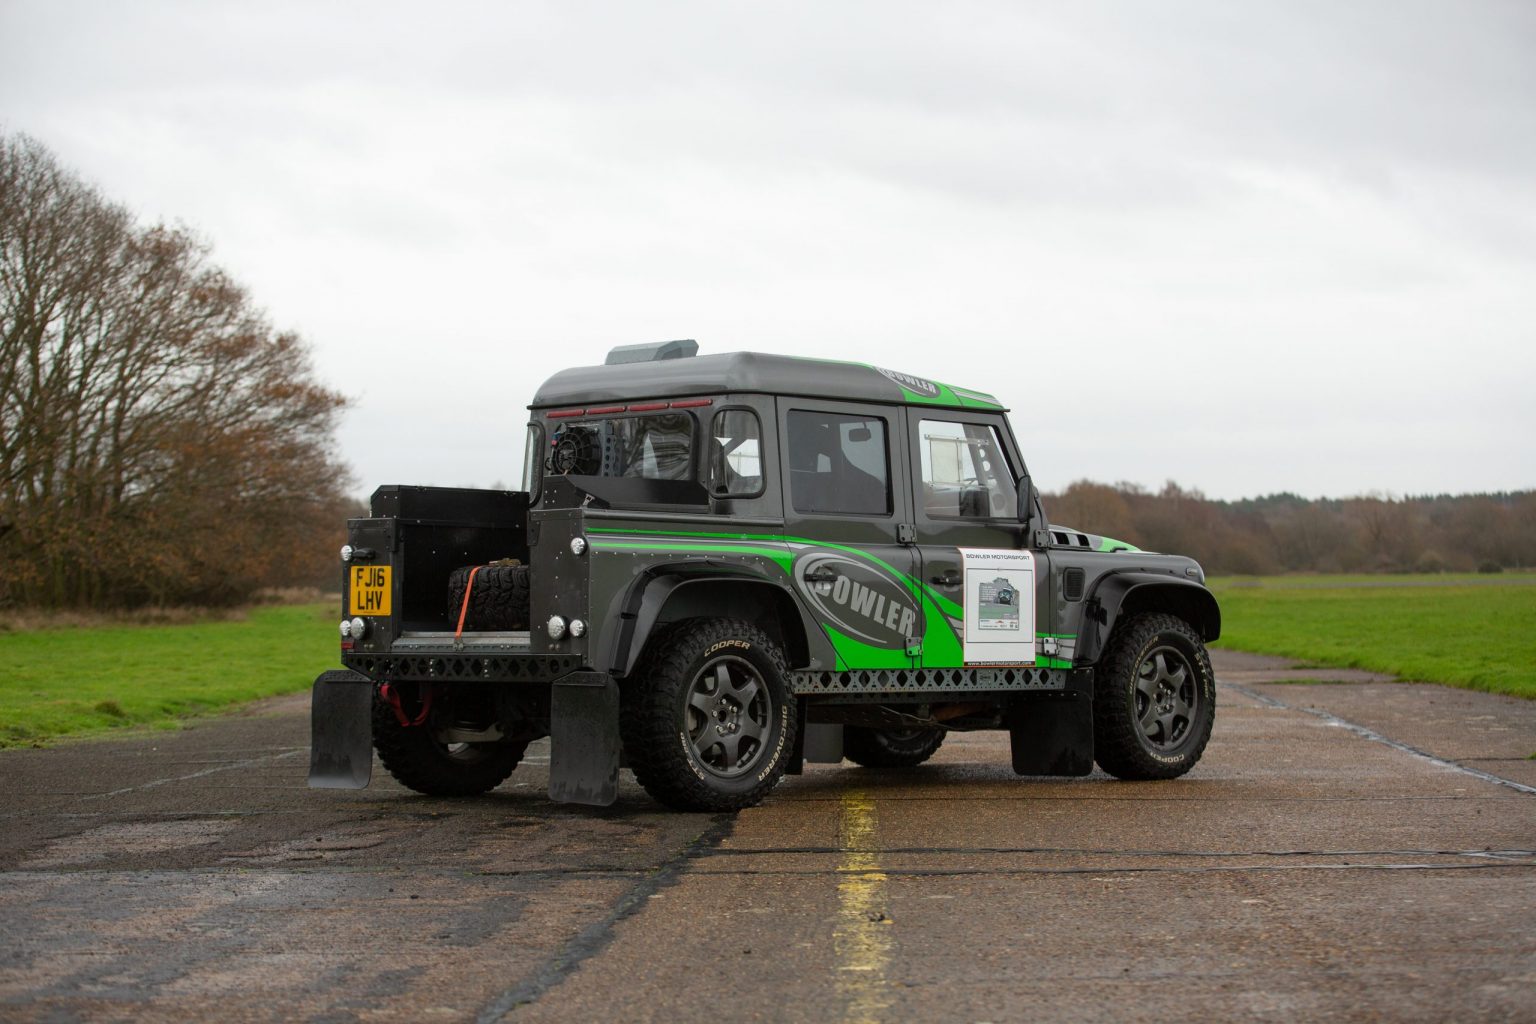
[80, 749, 307, 800]
[473, 813, 736, 1022]
[683, 862, 1536, 877]
[1225, 683, 1536, 797]
[694, 845, 1536, 859]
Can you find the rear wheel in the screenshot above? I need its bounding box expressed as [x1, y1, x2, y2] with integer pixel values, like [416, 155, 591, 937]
[844, 727, 945, 768]
[621, 618, 797, 812]
[1093, 612, 1215, 780]
[372, 685, 527, 796]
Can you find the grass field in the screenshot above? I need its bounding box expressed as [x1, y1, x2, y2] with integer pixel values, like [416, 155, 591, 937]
[0, 603, 338, 747]
[1210, 573, 1536, 700]
[3, 574, 1533, 747]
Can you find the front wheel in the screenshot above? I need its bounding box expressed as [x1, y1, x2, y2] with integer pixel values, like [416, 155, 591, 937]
[621, 618, 797, 812]
[1093, 612, 1215, 780]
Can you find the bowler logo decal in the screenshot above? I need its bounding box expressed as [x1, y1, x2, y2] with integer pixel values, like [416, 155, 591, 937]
[873, 366, 940, 398]
[794, 552, 918, 650]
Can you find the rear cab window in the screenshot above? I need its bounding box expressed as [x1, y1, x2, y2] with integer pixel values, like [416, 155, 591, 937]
[548, 412, 695, 479]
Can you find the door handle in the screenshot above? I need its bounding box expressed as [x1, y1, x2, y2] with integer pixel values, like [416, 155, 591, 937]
[803, 568, 838, 584]
[930, 572, 962, 587]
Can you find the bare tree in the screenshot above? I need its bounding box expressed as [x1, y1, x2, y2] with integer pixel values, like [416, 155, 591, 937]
[1, 133, 351, 608]
[1048, 479, 1139, 544]
[1041, 480, 1531, 576]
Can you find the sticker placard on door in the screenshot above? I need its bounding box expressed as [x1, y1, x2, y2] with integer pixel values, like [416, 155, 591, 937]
[957, 548, 1035, 665]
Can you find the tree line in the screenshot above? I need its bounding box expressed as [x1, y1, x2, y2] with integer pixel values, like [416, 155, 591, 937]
[1044, 480, 1535, 575]
[6, 133, 1528, 610]
[1, 133, 355, 609]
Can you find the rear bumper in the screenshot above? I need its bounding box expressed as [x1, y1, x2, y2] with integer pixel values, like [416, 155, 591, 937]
[343, 631, 583, 684]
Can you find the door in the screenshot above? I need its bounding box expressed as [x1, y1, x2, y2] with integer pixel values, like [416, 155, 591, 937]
[777, 400, 921, 670]
[903, 411, 1043, 668]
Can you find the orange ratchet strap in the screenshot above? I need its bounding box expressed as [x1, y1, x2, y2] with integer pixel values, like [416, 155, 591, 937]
[454, 565, 483, 640]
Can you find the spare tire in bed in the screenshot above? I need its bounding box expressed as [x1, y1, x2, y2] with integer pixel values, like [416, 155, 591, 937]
[446, 563, 532, 631]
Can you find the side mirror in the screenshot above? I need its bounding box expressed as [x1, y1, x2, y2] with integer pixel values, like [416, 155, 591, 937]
[1017, 474, 1033, 532]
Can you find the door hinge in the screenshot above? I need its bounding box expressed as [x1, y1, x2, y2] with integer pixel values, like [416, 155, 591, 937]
[897, 523, 916, 544]
[905, 636, 923, 657]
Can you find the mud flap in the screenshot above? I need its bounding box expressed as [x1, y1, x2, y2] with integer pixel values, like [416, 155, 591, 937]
[786, 704, 841, 775]
[308, 669, 374, 789]
[1007, 694, 1094, 776]
[549, 671, 621, 807]
[803, 723, 845, 763]
[785, 700, 807, 775]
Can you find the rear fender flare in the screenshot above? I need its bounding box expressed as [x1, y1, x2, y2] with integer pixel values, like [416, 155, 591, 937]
[602, 564, 832, 678]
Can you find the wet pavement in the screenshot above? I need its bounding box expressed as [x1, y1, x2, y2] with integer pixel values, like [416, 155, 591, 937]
[1, 650, 1533, 1022]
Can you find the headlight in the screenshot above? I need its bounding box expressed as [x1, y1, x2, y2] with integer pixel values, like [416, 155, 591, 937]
[546, 615, 567, 640]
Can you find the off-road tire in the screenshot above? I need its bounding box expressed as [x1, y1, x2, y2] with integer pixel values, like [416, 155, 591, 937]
[372, 689, 527, 796]
[446, 564, 531, 632]
[844, 727, 945, 768]
[1093, 612, 1215, 780]
[620, 618, 797, 812]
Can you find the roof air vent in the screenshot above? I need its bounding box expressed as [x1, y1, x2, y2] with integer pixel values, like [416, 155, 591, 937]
[604, 340, 699, 365]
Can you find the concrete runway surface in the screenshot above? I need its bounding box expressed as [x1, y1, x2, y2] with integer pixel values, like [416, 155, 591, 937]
[1, 650, 1533, 1023]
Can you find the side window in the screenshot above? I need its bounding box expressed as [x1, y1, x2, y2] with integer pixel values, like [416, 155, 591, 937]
[708, 409, 763, 497]
[919, 420, 1017, 519]
[521, 422, 544, 500]
[788, 410, 890, 515]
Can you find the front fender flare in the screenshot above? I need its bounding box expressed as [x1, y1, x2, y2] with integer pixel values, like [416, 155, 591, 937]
[1077, 571, 1221, 665]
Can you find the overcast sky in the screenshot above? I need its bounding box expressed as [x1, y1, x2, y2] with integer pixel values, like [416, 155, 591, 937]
[3, 0, 1533, 500]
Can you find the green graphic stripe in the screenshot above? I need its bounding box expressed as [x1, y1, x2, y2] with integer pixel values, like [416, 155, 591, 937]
[926, 589, 963, 619]
[590, 525, 928, 588]
[822, 625, 914, 671]
[589, 526, 1030, 657]
[586, 538, 794, 573]
[588, 527, 1021, 671]
[592, 529, 966, 668]
[588, 527, 963, 616]
[787, 357, 1004, 409]
[588, 527, 780, 541]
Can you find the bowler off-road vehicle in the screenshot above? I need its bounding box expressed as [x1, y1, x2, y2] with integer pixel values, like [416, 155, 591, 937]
[310, 341, 1220, 811]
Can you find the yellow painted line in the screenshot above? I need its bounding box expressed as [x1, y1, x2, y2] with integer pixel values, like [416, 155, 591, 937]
[834, 790, 893, 1023]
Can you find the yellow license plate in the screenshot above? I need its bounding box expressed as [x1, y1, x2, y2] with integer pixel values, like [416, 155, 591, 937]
[349, 565, 392, 617]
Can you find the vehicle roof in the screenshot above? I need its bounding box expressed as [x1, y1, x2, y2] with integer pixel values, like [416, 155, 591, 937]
[530, 351, 1005, 411]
